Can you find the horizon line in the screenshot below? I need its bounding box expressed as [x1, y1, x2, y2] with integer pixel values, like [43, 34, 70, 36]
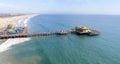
[1, 13, 120, 15]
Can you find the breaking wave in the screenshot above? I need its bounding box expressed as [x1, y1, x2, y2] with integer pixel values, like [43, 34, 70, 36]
[0, 38, 30, 52]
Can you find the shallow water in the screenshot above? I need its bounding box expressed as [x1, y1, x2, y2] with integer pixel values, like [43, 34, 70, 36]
[0, 14, 120, 64]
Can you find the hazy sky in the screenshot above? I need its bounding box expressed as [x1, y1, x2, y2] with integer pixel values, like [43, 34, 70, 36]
[0, 0, 120, 14]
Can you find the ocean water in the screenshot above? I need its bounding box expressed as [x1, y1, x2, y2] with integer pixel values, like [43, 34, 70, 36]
[0, 14, 120, 64]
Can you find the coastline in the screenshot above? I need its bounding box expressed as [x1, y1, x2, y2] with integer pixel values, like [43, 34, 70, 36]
[0, 14, 36, 43]
[0, 14, 35, 27]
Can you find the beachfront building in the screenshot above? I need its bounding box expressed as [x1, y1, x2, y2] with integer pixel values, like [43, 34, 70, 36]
[75, 26, 91, 33]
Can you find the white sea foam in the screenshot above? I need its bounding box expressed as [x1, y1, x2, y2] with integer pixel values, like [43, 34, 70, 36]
[16, 16, 30, 26]
[0, 14, 38, 52]
[0, 38, 30, 52]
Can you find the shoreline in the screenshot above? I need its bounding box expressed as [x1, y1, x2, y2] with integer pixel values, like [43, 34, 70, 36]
[0, 14, 36, 43]
[0, 14, 36, 27]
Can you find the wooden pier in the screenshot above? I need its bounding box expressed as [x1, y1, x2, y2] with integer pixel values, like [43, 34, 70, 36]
[0, 27, 100, 39]
[0, 29, 76, 39]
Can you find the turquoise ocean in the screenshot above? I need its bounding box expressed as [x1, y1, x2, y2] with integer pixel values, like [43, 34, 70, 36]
[0, 14, 120, 64]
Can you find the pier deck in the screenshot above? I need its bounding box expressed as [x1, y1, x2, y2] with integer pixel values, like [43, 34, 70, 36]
[0, 27, 99, 39]
[0, 29, 76, 39]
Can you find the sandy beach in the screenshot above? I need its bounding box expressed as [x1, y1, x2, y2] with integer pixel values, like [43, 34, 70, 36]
[0, 14, 35, 43]
[0, 14, 34, 27]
